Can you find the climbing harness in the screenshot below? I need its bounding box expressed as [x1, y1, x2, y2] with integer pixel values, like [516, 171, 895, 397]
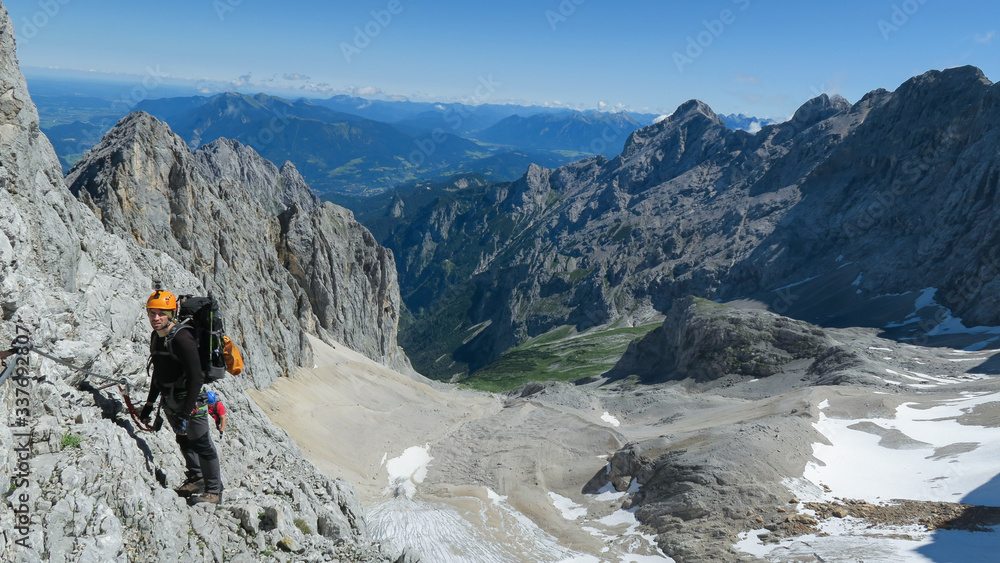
[1, 336, 157, 432]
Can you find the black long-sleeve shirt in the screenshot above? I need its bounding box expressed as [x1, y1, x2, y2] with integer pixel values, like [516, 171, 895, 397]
[145, 326, 203, 416]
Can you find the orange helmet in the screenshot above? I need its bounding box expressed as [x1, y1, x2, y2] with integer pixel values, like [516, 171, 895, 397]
[146, 289, 177, 312]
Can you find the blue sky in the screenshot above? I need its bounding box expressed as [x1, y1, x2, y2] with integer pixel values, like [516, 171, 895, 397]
[3, 0, 998, 119]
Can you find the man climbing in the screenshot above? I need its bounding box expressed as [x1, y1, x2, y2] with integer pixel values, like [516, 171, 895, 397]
[206, 390, 227, 437]
[139, 287, 224, 505]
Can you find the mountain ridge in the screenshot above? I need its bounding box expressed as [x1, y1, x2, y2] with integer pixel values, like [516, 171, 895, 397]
[353, 65, 1000, 380]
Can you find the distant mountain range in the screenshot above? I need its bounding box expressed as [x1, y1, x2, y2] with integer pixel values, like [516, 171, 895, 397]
[344, 66, 1000, 381]
[718, 112, 776, 132]
[473, 112, 645, 157]
[32, 82, 770, 195]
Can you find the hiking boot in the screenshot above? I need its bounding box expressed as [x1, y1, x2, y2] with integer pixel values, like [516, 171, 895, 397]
[188, 492, 222, 506]
[174, 477, 203, 497]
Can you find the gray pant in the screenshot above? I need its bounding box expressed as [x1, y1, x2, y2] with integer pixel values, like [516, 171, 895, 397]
[168, 410, 223, 494]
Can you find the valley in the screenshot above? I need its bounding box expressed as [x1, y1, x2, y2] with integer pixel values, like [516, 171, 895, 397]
[3, 0, 1000, 557]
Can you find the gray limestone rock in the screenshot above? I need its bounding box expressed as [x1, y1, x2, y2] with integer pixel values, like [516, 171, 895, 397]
[0, 3, 399, 560]
[382, 66, 1000, 376]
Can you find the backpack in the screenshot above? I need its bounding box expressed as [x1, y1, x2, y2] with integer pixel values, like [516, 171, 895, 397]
[155, 293, 243, 384]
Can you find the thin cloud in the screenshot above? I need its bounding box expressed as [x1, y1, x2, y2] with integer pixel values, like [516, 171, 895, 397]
[735, 72, 760, 84]
[283, 73, 310, 80]
[974, 30, 996, 44]
[351, 85, 383, 96]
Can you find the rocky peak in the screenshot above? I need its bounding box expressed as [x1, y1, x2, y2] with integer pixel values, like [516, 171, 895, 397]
[619, 99, 726, 163]
[67, 110, 409, 380]
[787, 93, 851, 129]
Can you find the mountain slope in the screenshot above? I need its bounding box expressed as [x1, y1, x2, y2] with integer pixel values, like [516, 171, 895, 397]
[364, 67, 1000, 381]
[0, 3, 404, 558]
[66, 112, 409, 376]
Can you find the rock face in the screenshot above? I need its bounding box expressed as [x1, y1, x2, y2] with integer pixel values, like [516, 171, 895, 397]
[0, 3, 401, 560]
[607, 297, 878, 386]
[363, 66, 1000, 378]
[67, 115, 409, 381]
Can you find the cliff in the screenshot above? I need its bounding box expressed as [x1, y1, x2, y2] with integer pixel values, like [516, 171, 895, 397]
[0, 2, 406, 559]
[367, 67, 1000, 378]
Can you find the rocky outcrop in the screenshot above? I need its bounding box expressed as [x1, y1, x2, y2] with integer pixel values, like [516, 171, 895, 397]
[276, 201, 402, 366]
[607, 297, 876, 385]
[0, 3, 400, 560]
[66, 117, 409, 379]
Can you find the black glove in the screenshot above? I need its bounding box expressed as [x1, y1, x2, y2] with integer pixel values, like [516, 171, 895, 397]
[174, 416, 189, 436]
[139, 403, 153, 424]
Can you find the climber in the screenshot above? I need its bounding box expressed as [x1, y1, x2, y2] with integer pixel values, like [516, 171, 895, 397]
[206, 390, 227, 437]
[139, 287, 224, 505]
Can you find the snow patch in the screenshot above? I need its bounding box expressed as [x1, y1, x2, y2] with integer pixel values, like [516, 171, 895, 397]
[601, 411, 621, 427]
[772, 275, 818, 292]
[802, 392, 1000, 503]
[384, 444, 432, 499]
[548, 492, 587, 520]
[486, 488, 506, 504]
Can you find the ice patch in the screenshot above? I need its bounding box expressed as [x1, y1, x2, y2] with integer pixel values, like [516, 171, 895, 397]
[888, 287, 1000, 337]
[370, 493, 594, 563]
[549, 492, 587, 520]
[772, 275, 818, 292]
[486, 488, 507, 504]
[803, 392, 1000, 503]
[595, 479, 641, 502]
[601, 412, 621, 427]
[598, 507, 639, 527]
[555, 555, 601, 563]
[384, 444, 432, 499]
[913, 287, 937, 310]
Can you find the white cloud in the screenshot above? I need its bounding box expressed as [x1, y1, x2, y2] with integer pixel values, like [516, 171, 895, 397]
[230, 73, 252, 87]
[974, 30, 996, 44]
[351, 85, 383, 96]
[282, 72, 310, 80]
